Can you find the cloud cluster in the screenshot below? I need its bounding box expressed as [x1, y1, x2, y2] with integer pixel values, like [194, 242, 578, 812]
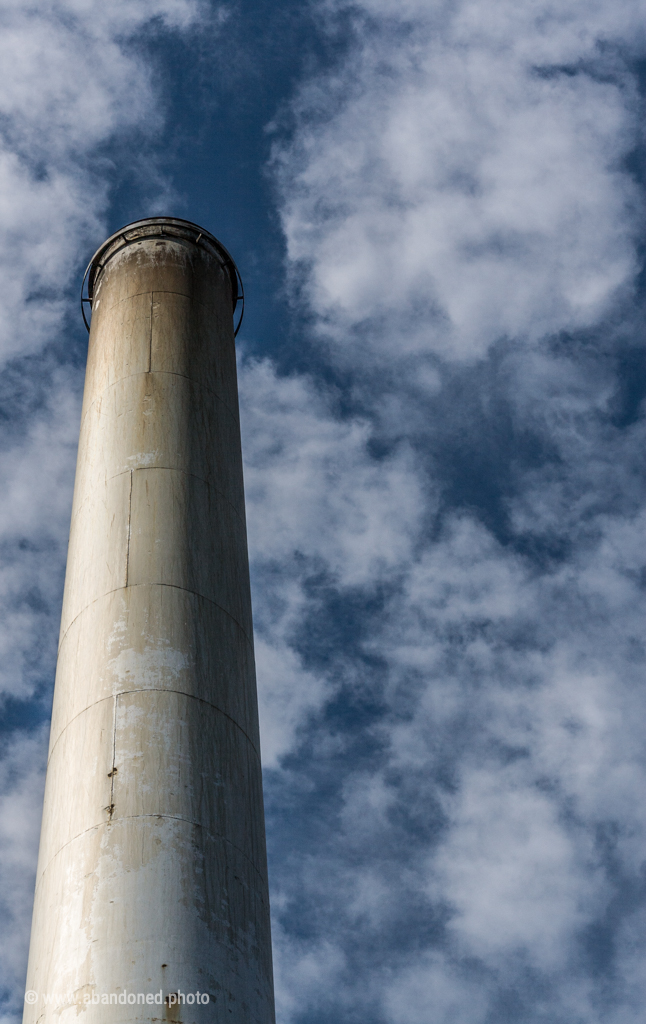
[239, 356, 424, 765]
[245, 0, 646, 1021]
[0, 373, 78, 701]
[274, 0, 644, 366]
[0, 728, 48, 1024]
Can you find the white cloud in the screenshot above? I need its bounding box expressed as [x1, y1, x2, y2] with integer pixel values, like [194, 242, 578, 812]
[275, 0, 644, 366]
[368, 508, 646, 958]
[254, 637, 328, 769]
[0, 373, 79, 700]
[0, 728, 48, 1021]
[241, 357, 424, 586]
[273, 932, 346, 1024]
[240, 356, 427, 765]
[240, 356, 425, 764]
[431, 765, 601, 966]
[260, 4, 646, 1014]
[383, 953, 490, 1024]
[257, 494, 646, 1017]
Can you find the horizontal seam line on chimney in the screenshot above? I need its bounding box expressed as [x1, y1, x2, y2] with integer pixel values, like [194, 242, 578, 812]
[47, 690, 260, 767]
[69, 465, 246, 531]
[35, 817, 267, 893]
[58, 583, 254, 655]
[79, 369, 239, 435]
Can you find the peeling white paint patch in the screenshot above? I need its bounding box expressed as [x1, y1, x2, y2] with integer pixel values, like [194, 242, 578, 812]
[108, 646, 189, 688]
[126, 451, 162, 469]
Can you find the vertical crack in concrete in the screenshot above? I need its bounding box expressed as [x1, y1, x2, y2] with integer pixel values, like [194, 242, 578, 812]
[108, 695, 118, 821]
[125, 469, 132, 588]
[149, 291, 153, 373]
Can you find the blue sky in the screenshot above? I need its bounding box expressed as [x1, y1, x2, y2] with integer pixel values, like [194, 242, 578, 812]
[2, 2, 646, 1022]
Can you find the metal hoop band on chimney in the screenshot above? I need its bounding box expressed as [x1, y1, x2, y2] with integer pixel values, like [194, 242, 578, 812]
[81, 216, 244, 336]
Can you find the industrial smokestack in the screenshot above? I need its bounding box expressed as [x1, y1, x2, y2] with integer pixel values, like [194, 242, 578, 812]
[23, 218, 275, 1024]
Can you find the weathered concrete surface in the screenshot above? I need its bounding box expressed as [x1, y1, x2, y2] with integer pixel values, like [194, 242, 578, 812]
[23, 221, 274, 1024]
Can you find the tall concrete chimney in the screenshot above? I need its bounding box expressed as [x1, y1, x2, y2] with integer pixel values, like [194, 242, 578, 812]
[23, 218, 275, 1024]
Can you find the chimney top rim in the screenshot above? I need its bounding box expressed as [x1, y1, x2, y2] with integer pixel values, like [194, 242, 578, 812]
[81, 216, 243, 334]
